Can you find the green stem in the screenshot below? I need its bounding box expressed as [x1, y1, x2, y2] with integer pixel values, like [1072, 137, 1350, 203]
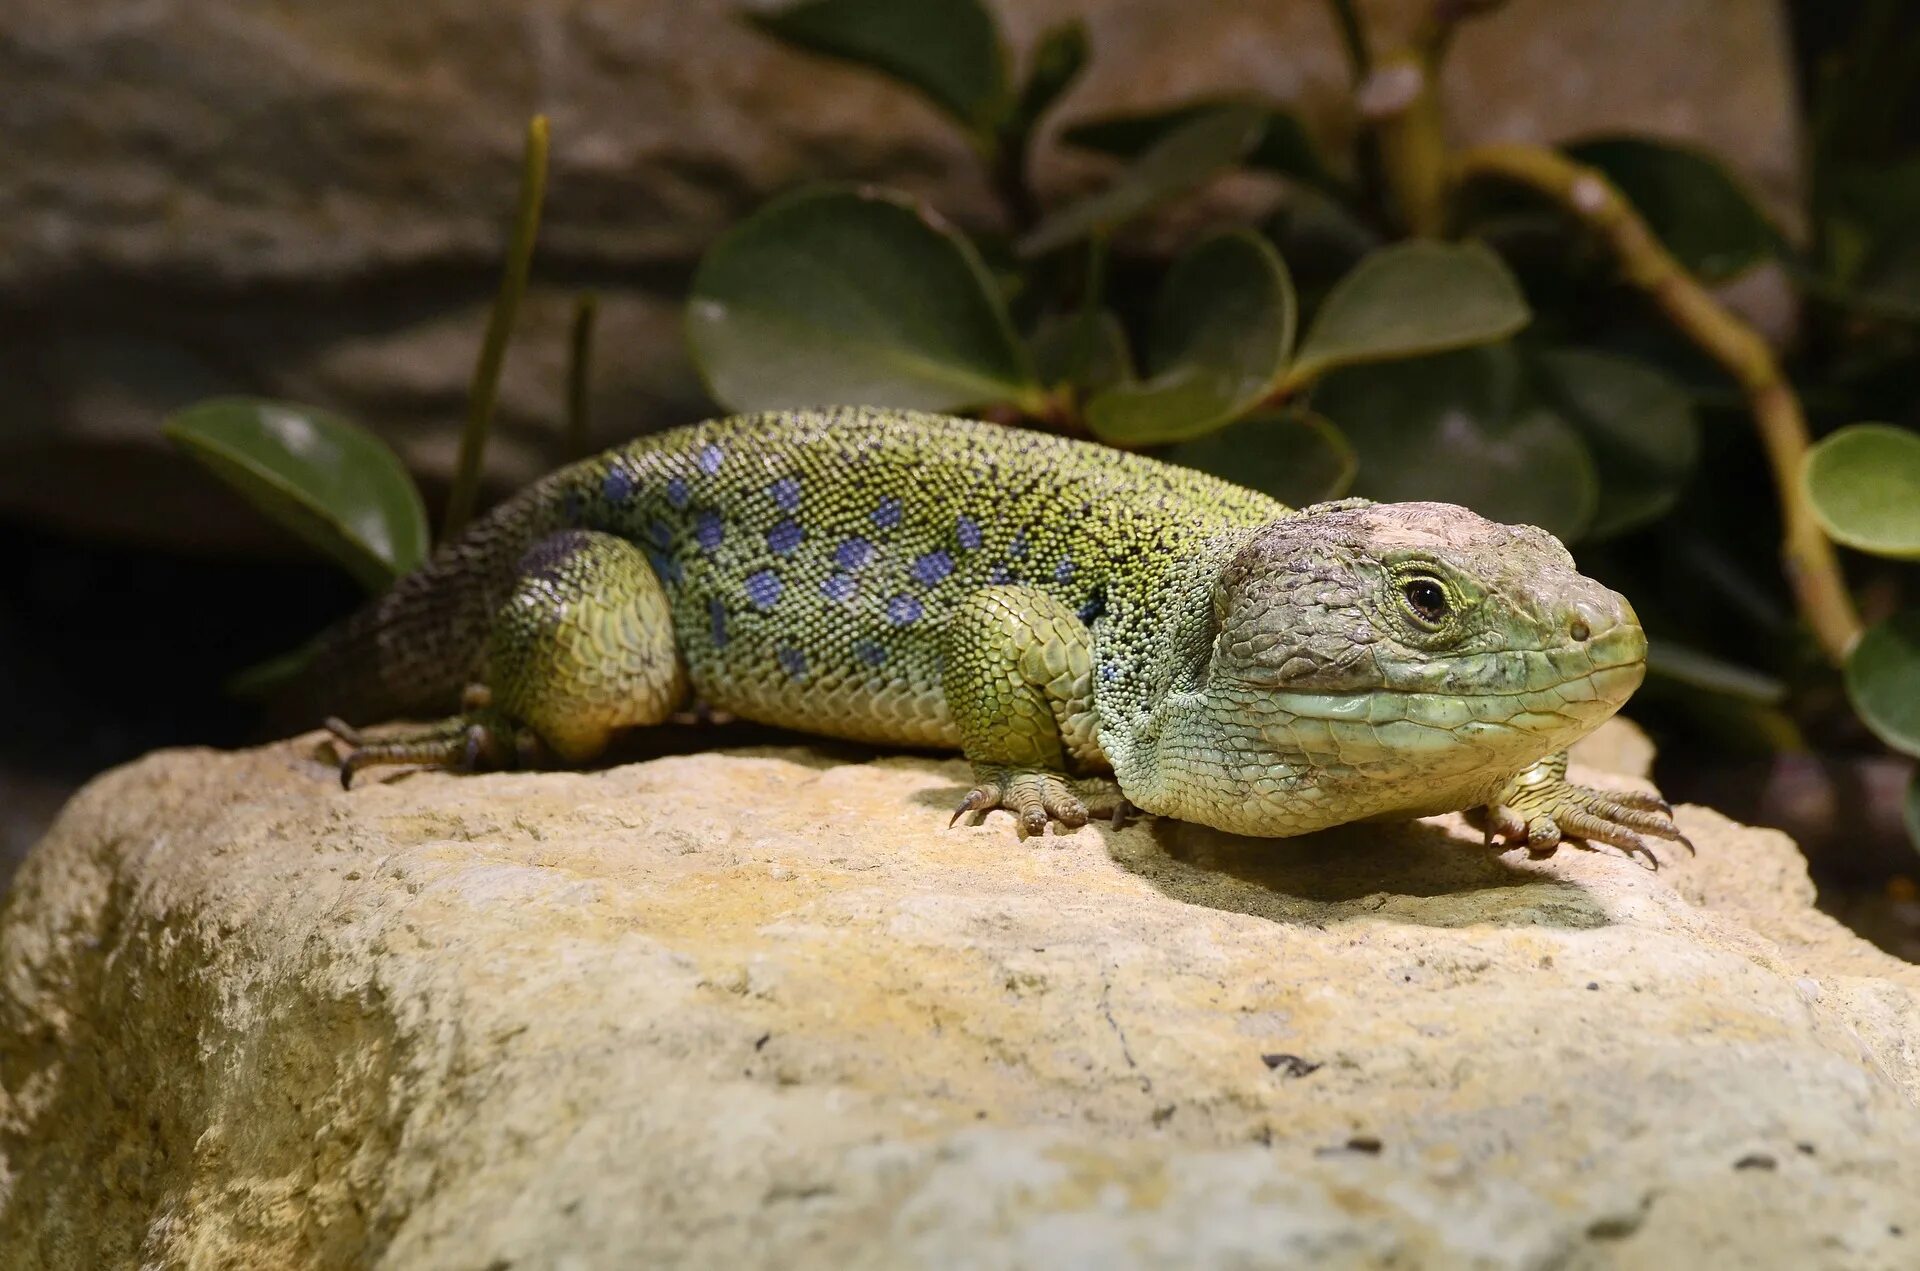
[443, 114, 550, 540]
[1453, 142, 1864, 666]
[565, 291, 598, 461]
[1069, 231, 1110, 389]
[1324, 0, 1372, 83]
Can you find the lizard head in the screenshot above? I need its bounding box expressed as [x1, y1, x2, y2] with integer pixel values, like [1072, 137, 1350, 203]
[1131, 499, 1646, 836]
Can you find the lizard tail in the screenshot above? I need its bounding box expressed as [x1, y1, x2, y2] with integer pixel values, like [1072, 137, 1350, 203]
[282, 466, 581, 728]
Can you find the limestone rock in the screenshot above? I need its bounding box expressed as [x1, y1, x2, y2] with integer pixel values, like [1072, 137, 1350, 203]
[3, 718, 1918, 1268]
[0, 0, 1798, 548]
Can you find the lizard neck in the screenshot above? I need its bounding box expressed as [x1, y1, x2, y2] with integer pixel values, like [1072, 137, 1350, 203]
[1095, 527, 1270, 811]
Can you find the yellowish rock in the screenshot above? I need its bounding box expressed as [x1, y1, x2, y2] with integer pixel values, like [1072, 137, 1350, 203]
[2, 721, 1918, 1268]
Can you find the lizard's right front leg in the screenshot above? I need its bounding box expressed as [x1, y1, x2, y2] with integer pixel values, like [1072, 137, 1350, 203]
[331, 530, 687, 785]
[941, 586, 1127, 837]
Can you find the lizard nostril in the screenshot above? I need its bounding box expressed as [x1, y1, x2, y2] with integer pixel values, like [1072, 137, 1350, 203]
[1570, 619, 1591, 643]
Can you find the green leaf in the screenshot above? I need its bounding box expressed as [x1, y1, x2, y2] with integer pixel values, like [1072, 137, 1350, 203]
[1565, 135, 1778, 282]
[1006, 19, 1088, 142]
[1084, 230, 1296, 445]
[1028, 309, 1133, 395]
[1286, 241, 1530, 389]
[746, 0, 1007, 134]
[1645, 639, 1786, 705]
[686, 185, 1039, 414]
[1314, 345, 1599, 541]
[1528, 349, 1699, 539]
[1845, 610, 1920, 759]
[1060, 99, 1345, 193]
[1016, 104, 1266, 258]
[1162, 410, 1356, 508]
[1803, 423, 1920, 560]
[164, 397, 429, 593]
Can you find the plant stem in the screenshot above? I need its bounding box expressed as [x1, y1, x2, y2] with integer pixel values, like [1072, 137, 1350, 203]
[1324, 0, 1372, 83]
[444, 114, 550, 540]
[1453, 142, 1864, 666]
[1357, 0, 1506, 237]
[1069, 230, 1109, 389]
[565, 291, 598, 461]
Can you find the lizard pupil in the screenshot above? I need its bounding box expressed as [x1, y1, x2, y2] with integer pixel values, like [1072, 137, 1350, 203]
[1402, 579, 1449, 624]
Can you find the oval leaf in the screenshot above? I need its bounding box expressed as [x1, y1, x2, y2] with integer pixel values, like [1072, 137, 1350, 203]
[1529, 348, 1699, 539]
[1162, 410, 1356, 508]
[1287, 241, 1530, 388]
[1016, 104, 1266, 258]
[1565, 135, 1777, 283]
[1085, 230, 1296, 445]
[687, 185, 1038, 414]
[1803, 423, 1920, 560]
[1060, 99, 1346, 194]
[1315, 345, 1599, 541]
[1846, 610, 1920, 759]
[164, 397, 429, 593]
[747, 0, 1007, 134]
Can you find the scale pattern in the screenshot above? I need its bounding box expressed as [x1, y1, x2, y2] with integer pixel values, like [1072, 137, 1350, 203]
[318, 407, 1283, 752]
[314, 407, 1683, 857]
[576, 408, 1285, 747]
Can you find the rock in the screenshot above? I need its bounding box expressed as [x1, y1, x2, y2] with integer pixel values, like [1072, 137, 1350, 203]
[4, 719, 1919, 1268]
[0, 0, 1799, 549]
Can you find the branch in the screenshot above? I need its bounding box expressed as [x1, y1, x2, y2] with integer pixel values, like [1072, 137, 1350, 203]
[1355, 1, 1507, 236]
[1453, 142, 1863, 666]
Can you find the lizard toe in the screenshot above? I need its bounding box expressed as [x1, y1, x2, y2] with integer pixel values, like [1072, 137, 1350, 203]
[951, 765, 1124, 837]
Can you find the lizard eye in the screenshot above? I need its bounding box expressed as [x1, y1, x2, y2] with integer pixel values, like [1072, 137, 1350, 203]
[1400, 577, 1451, 628]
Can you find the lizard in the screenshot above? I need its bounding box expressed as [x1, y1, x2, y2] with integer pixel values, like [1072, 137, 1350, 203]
[313, 407, 1687, 862]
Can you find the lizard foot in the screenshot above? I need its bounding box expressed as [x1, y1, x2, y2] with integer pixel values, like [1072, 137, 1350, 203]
[325, 709, 545, 789]
[1469, 753, 1691, 869]
[949, 766, 1132, 838]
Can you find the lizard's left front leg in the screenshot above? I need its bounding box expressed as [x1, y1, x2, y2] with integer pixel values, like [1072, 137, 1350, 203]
[1469, 751, 1691, 867]
[331, 530, 687, 784]
[942, 586, 1128, 837]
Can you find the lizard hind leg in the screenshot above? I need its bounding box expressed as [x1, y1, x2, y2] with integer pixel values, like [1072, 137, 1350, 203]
[333, 530, 687, 784]
[942, 586, 1129, 838]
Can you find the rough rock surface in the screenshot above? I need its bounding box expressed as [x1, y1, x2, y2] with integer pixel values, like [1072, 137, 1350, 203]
[4, 720, 1919, 1268]
[1, 0, 1798, 547]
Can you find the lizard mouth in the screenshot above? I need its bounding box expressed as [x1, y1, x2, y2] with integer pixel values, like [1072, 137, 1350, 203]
[1243, 618, 1648, 778]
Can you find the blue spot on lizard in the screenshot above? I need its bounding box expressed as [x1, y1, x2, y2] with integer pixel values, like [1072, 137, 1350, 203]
[695, 510, 725, 552]
[766, 519, 804, 557]
[745, 570, 783, 611]
[886, 593, 923, 626]
[911, 551, 953, 585]
[837, 537, 874, 570]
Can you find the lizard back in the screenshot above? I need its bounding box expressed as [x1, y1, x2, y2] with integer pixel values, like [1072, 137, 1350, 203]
[310, 408, 1288, 747]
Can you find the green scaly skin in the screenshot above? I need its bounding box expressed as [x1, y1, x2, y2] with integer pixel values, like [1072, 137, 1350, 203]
[315, 408, 1688, 863]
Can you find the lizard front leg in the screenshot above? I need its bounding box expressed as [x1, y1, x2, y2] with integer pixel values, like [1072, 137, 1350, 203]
[332, 530, 687, 784]
[941, 586, 1128, 837]
[1469, 751, 1691, 868]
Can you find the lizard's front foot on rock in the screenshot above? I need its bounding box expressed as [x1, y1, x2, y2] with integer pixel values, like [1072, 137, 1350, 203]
[1469, 752, 1691, 868]
[325, 704, 545, 788]
[950, 766, 1132, 838]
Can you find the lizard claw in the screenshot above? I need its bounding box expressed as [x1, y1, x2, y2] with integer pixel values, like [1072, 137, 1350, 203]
[1470, 753, 1690, 869]
[325, 711, 542, 788]
[950, 766, 1132, 838]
